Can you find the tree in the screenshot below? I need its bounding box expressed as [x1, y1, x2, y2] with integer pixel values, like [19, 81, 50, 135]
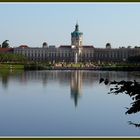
[0, 53, 27, 63]
[127, 55, 140, 63]
[2, 40, 9, 48]
[127, 46, 132, 48]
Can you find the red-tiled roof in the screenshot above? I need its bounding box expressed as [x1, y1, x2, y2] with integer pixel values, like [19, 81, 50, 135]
[19, 45, 29, 48]
[0, 48, 13, 52]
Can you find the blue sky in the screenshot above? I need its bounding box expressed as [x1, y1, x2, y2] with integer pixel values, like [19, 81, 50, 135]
[0, 3, 140, 48]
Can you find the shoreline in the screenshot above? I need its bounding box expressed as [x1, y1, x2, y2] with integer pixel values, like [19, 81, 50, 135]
[1, 63, 140, 71]
[48, 67, 140, 71]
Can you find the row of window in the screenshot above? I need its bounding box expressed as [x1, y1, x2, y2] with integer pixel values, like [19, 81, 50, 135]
[14, 50, 140, 60]
[15, 50, 71, 54]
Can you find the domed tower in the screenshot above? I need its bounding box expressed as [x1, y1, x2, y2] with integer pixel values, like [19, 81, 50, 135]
[71, 23, 83, 47]
[42, 42, 48, 48]
[106, 43, 111, 49]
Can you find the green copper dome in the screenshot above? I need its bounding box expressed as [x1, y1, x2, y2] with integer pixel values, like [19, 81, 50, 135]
[71, 23, 83, 37]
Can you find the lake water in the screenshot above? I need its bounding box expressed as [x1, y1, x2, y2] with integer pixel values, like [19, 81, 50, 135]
[0, 70, 140, 136]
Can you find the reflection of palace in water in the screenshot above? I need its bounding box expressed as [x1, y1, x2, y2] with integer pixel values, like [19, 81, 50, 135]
[0, 70, 139, 106]
[70, 71, 82, 107]
[20, 70, 101, 106]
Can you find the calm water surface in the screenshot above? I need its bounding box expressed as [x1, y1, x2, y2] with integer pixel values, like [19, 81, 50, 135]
[0, 70, 140, 136]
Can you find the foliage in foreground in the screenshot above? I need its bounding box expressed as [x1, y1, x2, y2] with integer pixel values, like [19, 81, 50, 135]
[99, 78, 140, 128]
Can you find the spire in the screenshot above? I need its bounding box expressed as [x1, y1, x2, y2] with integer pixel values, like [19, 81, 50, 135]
[76, 20, 78, 25]
[75, 22, 79, 31]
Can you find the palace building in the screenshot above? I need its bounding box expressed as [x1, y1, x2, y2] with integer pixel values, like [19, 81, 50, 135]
[13, 23, 140, 63]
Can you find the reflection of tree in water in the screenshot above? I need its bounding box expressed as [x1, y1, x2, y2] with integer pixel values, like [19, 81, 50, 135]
[1, 75, 9, 88]
[0, 71, 10, 89]
[99, 78, 140, 128]
[0, 70, 23, 89]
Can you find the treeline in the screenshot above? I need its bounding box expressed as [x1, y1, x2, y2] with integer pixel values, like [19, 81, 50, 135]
[127, 55, 140, 63]
[0, 53, 27, 63]
[0, 40, 10, 48]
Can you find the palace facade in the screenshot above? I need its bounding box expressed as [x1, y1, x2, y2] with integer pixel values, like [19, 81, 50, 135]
[13, 23, 140, 63]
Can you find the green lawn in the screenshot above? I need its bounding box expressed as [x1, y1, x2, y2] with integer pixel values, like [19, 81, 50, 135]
[0, 64, 24, 69]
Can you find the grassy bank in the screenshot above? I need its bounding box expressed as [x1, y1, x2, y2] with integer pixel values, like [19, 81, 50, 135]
[0, 62, 140, 71]
[99, 66, 140, 71]
[24, 63, 52, 70]
[0, 63, 24, 69]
